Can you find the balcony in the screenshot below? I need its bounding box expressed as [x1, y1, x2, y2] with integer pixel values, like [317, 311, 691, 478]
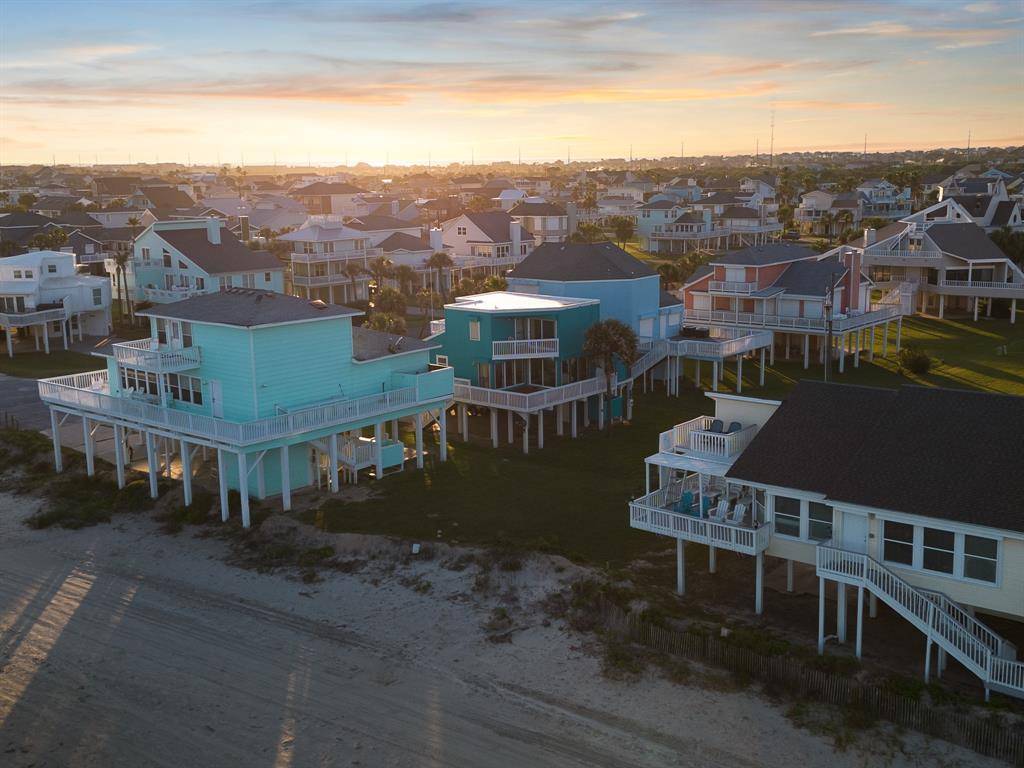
[684, 304, 900, 333]
[663, 329, 773, 359]
[143, 286, 206, 302]
[0, 306, 67, 327]
[862, 249, 944, 265]
[112, 339, 202, 373]
[629, 487, 770, 555]
[428, 319, 446, 336]
[38, 367, 454, 448]
[492, 338, 559, 360]
[708, 280, 757, 295]
[937, 279, 1024, 297]
[290, 247, 383, 265]
[658, 415, 756, 460]
[453, 373, 611, 412]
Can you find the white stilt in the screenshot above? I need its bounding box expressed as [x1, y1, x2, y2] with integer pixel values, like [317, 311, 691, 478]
[507, 408, 513, 443]
[522, 414, 529, 455]
[939, 294, 945, 319]
[42, 326, 50, 354]
[676, 539, 685, 595]
[803, 334, 810, 369]
[837, 583, 847, 642]
[838, 334, 846, 373]
[328, 433, 339, 491]
[217, 449, 229, 521]
[759, 347, 766, 386]
[556, 404, 564, 436]
[855, 585, 864, 659]
[538, 409, 544, 449]
[113, 423, 125, 488]
[598, 394, 605, 430]
[237, 452, 251, 528]
[280, 445, 291, 511]
[571, 400, 578, 437]
[82, 416, 95, 476]
[1012, 298, 1017, 324]
[973, 297, 979, 321]
[180, 439, 192, 506]
[145, 431, 158, 499]
[895, 318, 902, 352]
[869, 326, 875, 362]
[755, 552, 764, 615]
[459, 404, 468, 442]
[818, 577, 826, 654]
[736, 354, 743, 393]
[49, 408, 63, 472]
[712, 361, 718, 391]
[439, 407, 448, 461]
[375, 422, 384, 478]
[853, 331, 860, 368]
[416, 412, 425, 467]
[708, 545, 716, 574]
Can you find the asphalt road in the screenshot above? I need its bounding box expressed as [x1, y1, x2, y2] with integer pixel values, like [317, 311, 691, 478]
[0, 373, 49, 431]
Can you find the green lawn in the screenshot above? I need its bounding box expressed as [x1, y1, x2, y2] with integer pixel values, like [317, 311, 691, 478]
[305, 315, 1024, 565]
[0, 350, 104, 379]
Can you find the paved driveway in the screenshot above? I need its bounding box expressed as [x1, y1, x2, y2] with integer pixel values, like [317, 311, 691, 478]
[0, 374, 48, 431]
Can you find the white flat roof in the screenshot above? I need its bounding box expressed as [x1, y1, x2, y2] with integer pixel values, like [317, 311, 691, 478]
[447, 291, 598, 312]
[0, 250, 74, 267]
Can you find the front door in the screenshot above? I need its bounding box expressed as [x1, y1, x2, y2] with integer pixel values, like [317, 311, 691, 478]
[841, 512, 869, 553]
[209, 380, 224, 418]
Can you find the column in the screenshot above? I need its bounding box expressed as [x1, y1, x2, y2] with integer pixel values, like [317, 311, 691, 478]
[784, 333, 790, 360]
[735, 354, 743, 393]
[837, 583, 847, 643]
[374, 422, 384, 478]
[869, 593, 877, 619]
[1012, 298, 1017, 325]
[113, 423, 125, 488]
[522, 414, 529, 455]
[676, 539, 685, 595]
[755, 552, 764, 615]
[769, 338, 775, 366]
[571, 400, 578, 438]
[786, 559, 794, 592]
[217, 449, 229, 521]
[803, 334, 810, 370]
[180, 439, 192, 506]
[5, 329, 12, 358]
[855, 585, 864, 659]
[868, 326, 875, 362]
[987, 297, 993, 317]
[256, 455, 266, 499]
[583, 399, 590, 427]
[237, 451, 251, 528]
[939, 294, 945, 319]
[759, 347, 766, 387]
[415, 412, 425, 468]
[459, 404, 468, 442]
[597, 394, 605, 429]
[626, 384, 634, 420]
[42, 324, 50, 354]
[49, 408, 63, 472]
[838, 334, 846, 373]
[328, 433, 339, 492]
[390, 418, 399, 440]
[708, 545, 716, 574]
[882, 321, 889, 357]
[537, 409, 544, 450]
[853, 330, 860, 368]
[61, 320, 68, 350]
[280, 445, 291, 511]
[711, 361, 719, 392]
[145, 431, 158, 499]
[507, 409, 514, 442]
[695, 359, 701, 389]
[82, 416, 95, 476]
[895, 317, 902, 352]
[439, 407, 448, 461]
[817, 576, 826, 654]
[556, 404, 564, 436]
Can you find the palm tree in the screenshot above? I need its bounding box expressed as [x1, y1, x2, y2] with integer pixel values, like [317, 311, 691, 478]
[582, 319, 638, 433]
[610, 216, 635, 247]
[481, 274, 507, 292]
[366, 312, 407, 334]
[394, 264, 417, 295]
[368, 256, 394, 291]
[341, 261, 366, 304]
[415, 288, 442, 324]
[376, 287, 406, 316]
[120, 215, 141, 322]
[425, 251, 454, 298]
[657, 263, 682, 290]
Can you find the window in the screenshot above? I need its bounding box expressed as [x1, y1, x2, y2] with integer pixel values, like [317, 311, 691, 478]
[166, 373, 203, 405]
[92, 288, 102, 306]
[468, 319, 480, 341]
[141, 247, 150, 262]
[435, 354, 449, 367]
[303, 242, 316, 255]
[264, 272, 272, 282]
[808, 502, 833, 542]
[24, 270, 32, 278]
[157, 318, 167, 345]
[195, 277, 205, 290]
[457, 226, 467, 236]
[964, 535, 998, 583]
[922, 528, 955, 574]
[324, 241, 334, 254]
[181, 322, 193, 348]
[13, 270, 22, 279]
[496, 244, 510, 258]
[178, 260, 188, 270]
[242, 273, 256, 288]
[219, 276, 229, 291]
[119, 366, 159, 396]
[47, 264, 57, 273]
[883, 521, 914, 566]
[773, 496, 800, 537]
[162, 250, 171, 268]
[475, 362, 491, 388]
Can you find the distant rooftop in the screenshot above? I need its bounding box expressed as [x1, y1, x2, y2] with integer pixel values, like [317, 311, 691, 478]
[446, 291, 598, 313]
[137, 288, 360, 327]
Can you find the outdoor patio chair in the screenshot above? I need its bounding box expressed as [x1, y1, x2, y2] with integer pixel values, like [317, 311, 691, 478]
[709, 499, 729, 523]
[727, 503, 747, 526]
[726, 421, 742, 434]
[709, 419, 725, 433]
[673, 491, 694, 516]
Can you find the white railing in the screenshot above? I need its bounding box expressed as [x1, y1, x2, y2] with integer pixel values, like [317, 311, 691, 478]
[38, 369, 449, 447]
[709, 280, 757, 295]
[112, 339, 202, 372]
[658, 415, 756, 459]
[338, 438, 376, 468]
[816, 544, 1024, 698]
[629, 340, 666, 379]
[863, 248, 944, 262]
[453, 373, 611, 412]
[685, 305, 899, 333]
[492, 338, 559, 359]
[291, 272, 367, 287]
[665, 330, 773, 359]
[919, 588, 1014, 660]
[629, 488, 771, 555]
[0, 307, 67, 327]
[289, 247, 383, 265]
[428, 319, 446, 336]
[143, 287, 206, 302]
[939, 279, 1024, 294]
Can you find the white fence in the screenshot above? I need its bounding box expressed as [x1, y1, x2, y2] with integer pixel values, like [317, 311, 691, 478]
[657, 415, 756, 459]
[0, 307, 67, 327]
[629, 487, 771, 555]
[492, 338, 559, 359]
[112, 339, 202, 372]
[453, 374, 611, 412]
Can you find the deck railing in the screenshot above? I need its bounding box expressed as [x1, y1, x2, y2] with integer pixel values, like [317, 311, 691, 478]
[39, 368, 451, 447]
[428, 319, 446, 336]
[657, 415, 756, 459]
[492, 338, 559, 359]
[143, 287, 207, 302]
[0, 307, 67, 327]
[938, 279, 1024, 294]
[453, 373, 611, 412]
[685, 304, 899, 333]
[112, 339, 202, 372]
[289, 247, 383, 265]
[629, 488, 771, 555]
[708, 280, 757, 295]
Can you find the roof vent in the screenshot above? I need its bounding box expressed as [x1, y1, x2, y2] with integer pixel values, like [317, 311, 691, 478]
[309, 299, 328, 310]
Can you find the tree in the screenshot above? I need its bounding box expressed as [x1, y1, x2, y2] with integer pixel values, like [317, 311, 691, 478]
[341, 261, 366, 303]
[365, 312, 407, 335]
[28, 228, 68, 250]
[393, 264, 417, 295]
[368, 256, 395, 292]
[17, 193, 36, 209]
[466, 195, 493, 212]
[481, 274, 507, 292]
[119, 215, 142, 321]
[991, 227, 1024, 268]
[425, 251, 454, 297]
[656, 263, 682, 290]
[582, 319, 638, 433]
[376, 287, 406, 315]
[415, 288, 443, 325]
[609, 216, 635, 247]
[568, 222, 605, 243]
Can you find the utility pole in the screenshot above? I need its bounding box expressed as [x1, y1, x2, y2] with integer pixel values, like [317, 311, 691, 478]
[967, 128, 972, 161]
[863, 134, 867, 159]
[824, 271, 837, 382]
[769, 109, 775, 168]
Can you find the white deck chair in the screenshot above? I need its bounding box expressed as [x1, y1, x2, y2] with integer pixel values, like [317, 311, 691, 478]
[727, 503, 747, 526]
[709, 499, 729, 523]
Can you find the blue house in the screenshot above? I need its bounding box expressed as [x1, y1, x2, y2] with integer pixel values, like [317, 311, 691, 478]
[434, 291, 618, 453]
[132, 219, 284, 303]
[38, 288, 454, 526]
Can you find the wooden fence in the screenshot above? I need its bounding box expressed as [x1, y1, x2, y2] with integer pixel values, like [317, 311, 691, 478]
[600, 600, 1024, 764]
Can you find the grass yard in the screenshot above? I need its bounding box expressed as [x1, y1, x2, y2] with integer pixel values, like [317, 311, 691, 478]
[0, 350, 104, 378]
[304, 314, 1024, 566]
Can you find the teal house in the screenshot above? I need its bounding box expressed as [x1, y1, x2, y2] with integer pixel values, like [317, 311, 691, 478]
[38, 288, 454, 526]
[435, 291, 620, 453]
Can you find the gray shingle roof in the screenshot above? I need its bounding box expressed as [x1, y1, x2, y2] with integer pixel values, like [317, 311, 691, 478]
[926, 223, 1010, 262]
[157, 225, 282, 274]
[345, 214, 413, 231]
[137, 288, 360, 326]
[139, 187, 194, 209]
[990, 200, 1019, 227]
[768, 254, 849, 297]
[463, 211, 526, 243]
[378, 231, 431, 252]
[351, 325, 438, 361]
[509, 241, 656, 282]
[951, 195, 992, 218]
[712, 243, 818, 267]
[508, 201, 566, 216]
[660, 290, 682, 308]
[292, 181, 367, 195]
[720, 206, 759, 219]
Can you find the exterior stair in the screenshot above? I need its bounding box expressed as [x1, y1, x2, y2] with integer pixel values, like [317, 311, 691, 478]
[628, 340, 668, 382]
[816, 543, 1024, 700]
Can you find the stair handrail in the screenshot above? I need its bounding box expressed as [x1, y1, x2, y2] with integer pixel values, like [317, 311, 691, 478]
[919, 588, 1013, 660]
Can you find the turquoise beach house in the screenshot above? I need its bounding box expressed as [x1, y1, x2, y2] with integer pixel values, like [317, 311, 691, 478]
[434, 290, 623, 453]
[37, 288, 454, 526]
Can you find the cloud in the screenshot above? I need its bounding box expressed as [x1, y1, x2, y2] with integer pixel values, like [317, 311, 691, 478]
[774, 99, 890, 112]
[964, 1, 999, 12]
[810, 21, 1012, 48]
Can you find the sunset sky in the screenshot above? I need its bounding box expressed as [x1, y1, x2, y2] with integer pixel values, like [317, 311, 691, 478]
[1, 0, 1022, 166]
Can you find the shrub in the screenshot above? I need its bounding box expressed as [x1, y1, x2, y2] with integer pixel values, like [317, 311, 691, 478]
[898, 345, 931, 375]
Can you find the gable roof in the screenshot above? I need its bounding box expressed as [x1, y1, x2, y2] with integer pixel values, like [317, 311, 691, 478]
[712, 243, 818, 267]
[509, 241, 656, 282]
[138, 186, 194, 209]
[137, 288, 359, 326]
[156, 225, 282, 274]
[951, 194, 992, 218]
[926, 223, 1009, 262]
[351, 325, 438, 361]
[638, 200, 679, 210]
[0, 211, 53, 228]
[991, 200, 1019, 227]
[720, 206, 759, 219]
[461, 211, 523, 243]
[377, 231, 431, 253]
[508, 201, 566, 216]
[292, 181, 367, 196]
[345, 214, 414, 231]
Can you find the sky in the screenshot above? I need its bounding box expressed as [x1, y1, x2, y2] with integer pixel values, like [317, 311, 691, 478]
[1, 0, 1022, 167]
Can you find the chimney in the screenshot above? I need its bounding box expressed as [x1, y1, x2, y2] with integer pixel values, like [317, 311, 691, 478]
[239, 215, 250, 241]
[863, 227, 876, 246]
[845, 249, 862, 312]
[206, 218, 221, 245]
[510, 218, 521, 256]
[429, 227, 443, 252]
[566, 201, 578, 238]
